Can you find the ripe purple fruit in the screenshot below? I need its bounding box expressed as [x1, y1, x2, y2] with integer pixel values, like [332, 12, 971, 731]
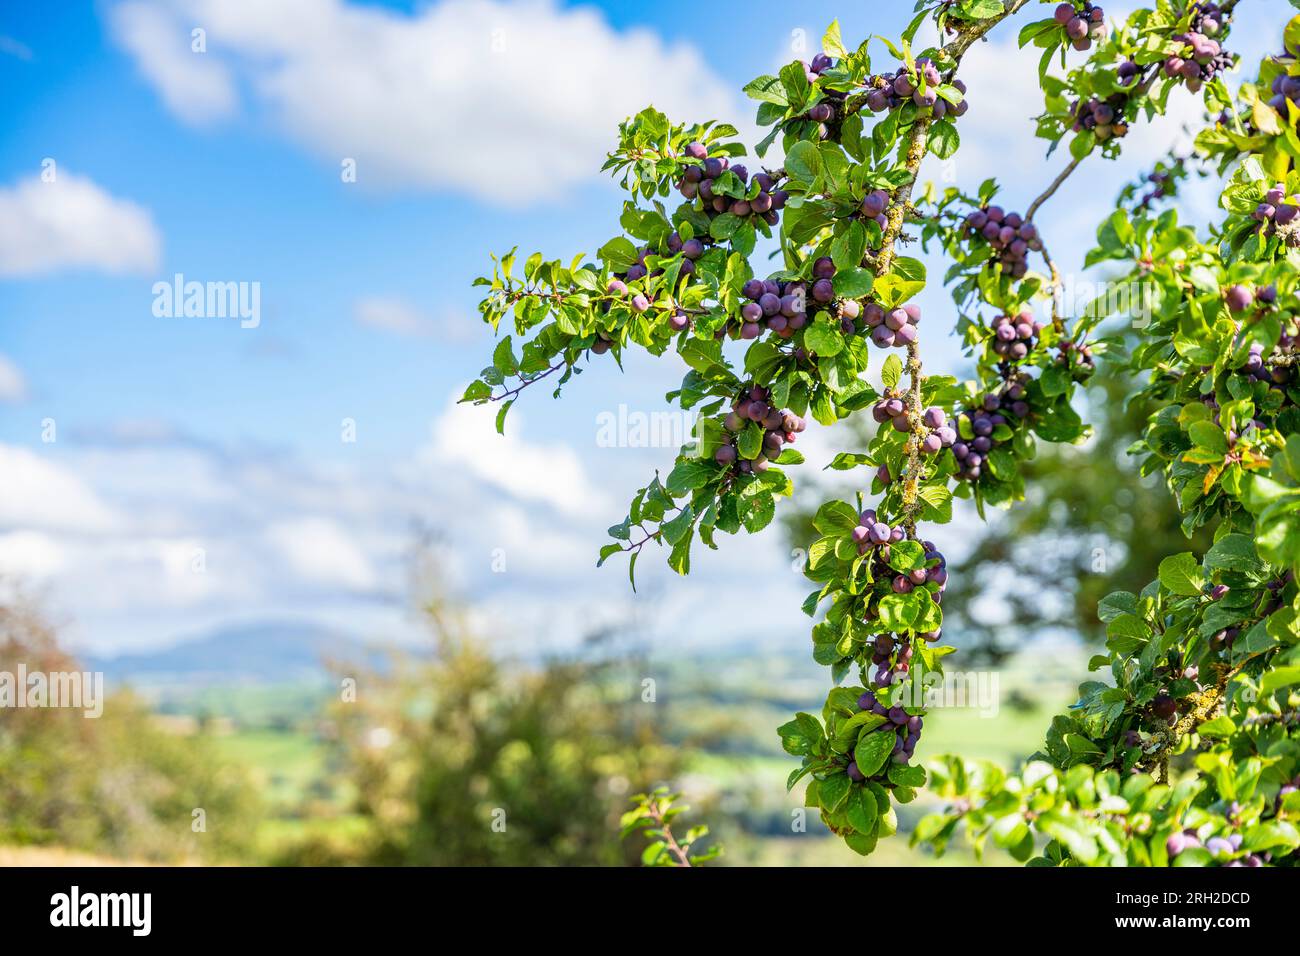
[1225, 285, 1254, 312]
[862, 190, 888, 218]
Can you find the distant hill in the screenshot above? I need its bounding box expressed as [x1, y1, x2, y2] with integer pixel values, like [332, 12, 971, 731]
[86, 619, 390, 688]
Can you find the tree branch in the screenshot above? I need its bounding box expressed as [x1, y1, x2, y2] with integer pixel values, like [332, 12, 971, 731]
[883, 0, 1035, 536]
[644, 795, 693, 867]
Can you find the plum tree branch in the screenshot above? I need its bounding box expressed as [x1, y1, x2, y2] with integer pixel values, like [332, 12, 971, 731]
[1026, 156, 1082, 222]
[490, 359, 566, 402]
[887, 0, 1034, 535]
[643, 795, 693, 867]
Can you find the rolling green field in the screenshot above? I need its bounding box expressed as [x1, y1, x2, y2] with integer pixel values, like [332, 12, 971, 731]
[174, 643, 1088, 866]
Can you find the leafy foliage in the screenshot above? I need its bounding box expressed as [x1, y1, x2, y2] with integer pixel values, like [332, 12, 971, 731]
[622, 788, 722, 866]
[465, 0, 1300, 865]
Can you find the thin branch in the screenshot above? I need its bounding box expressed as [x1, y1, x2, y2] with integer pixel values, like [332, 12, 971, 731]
[1025, 156, 1082, 222]
[490, 359, 567, 402]
[645, 797, 692, 867]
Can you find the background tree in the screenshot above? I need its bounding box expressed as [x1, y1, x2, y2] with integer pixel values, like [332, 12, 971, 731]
[0, 595, 259, 862]
[289, 580, 692, 867]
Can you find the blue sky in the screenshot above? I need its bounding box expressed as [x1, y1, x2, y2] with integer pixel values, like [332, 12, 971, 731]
[0, 0, 1292, 657]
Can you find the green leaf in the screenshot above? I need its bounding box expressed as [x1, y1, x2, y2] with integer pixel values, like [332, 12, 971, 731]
[666, 458, 718, 496]
[831, 267, 874, 298]
[1188, 420, 1228, 454]
[830, 221, 867, 272]
[881, 354, 903, 390]
[1097, 591, 1138, 623]
[822, 19, 847, 58]
[743, 74, 787, 105]
[804, 320, 845, 358]
[598, 236, 638, 271]
[845, 785, 878, 833]
[928, 119, 959, 160]
[1158, 552, 1205, 597]
[853, 728, 895, 778]
[1205, 534, 1262, 572]
[819, 772, 851, 812]
[1262, 665, 1300, 697]
[784, 140, 822, 182]
[887, 763, 926, 789]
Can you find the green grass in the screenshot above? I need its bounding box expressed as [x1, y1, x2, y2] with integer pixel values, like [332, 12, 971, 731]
[212, 729, 333, 813]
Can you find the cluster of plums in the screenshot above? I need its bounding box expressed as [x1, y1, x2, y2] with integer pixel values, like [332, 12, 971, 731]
[855, 302, 920, 349]
[864, 58, 968, 120]
[676, 142, 788, 227]
[950, 391, 1027, 482]
[1190, 0, 1225, 36]
[860, 187, 892, 233]
[739, 276, 810, 340]
[1161, 27, 1230, 94]
[797, 53, 856, 140]
[1136, 166, 1178, 208]
[849, 683, 924, 776]
[852, 520, 948, 609]
[1056, 339, 1096, 380]
[962, 206, 1040, 279]
[1054, 2, 1106, 51]
[1242, 316, 1300, 388]
[1167, 829, 1265, 866]
[851, 515, 950, 620]
[870, 396, 958, 454]
[1071, 95, 1128, 141]
[609, 238, 702, 293]
[850, 507, 905, 554]
[989, 309, 1043, 362]
[715, 384, 806, 473]
[1268, 72, 1300, 118]
[1251, 183, 1300, 235]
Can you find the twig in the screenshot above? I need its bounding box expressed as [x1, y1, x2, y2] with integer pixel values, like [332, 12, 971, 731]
[644, 796, 692, 867]
[1025, 156, 1082, 222]
[490, 360, 566, 402]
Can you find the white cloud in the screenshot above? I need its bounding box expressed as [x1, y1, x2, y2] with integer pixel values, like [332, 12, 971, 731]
[0, 446, 121, 533]
[265, 516, 379, 591]
[354, 297, 434, 336]
[429, 394, 612, 517]
[355, 297, 485, 342]
[0, 354, 27, 402]
[109, 0, 238, 124]
[0, 171, 162, 277]
[107, 0, 741, 204]
[0, 531, 66, 580]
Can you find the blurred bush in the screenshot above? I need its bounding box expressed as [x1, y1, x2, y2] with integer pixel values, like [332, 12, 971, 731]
[0, 598, 260, 862]
[278, 592, 687, 866]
